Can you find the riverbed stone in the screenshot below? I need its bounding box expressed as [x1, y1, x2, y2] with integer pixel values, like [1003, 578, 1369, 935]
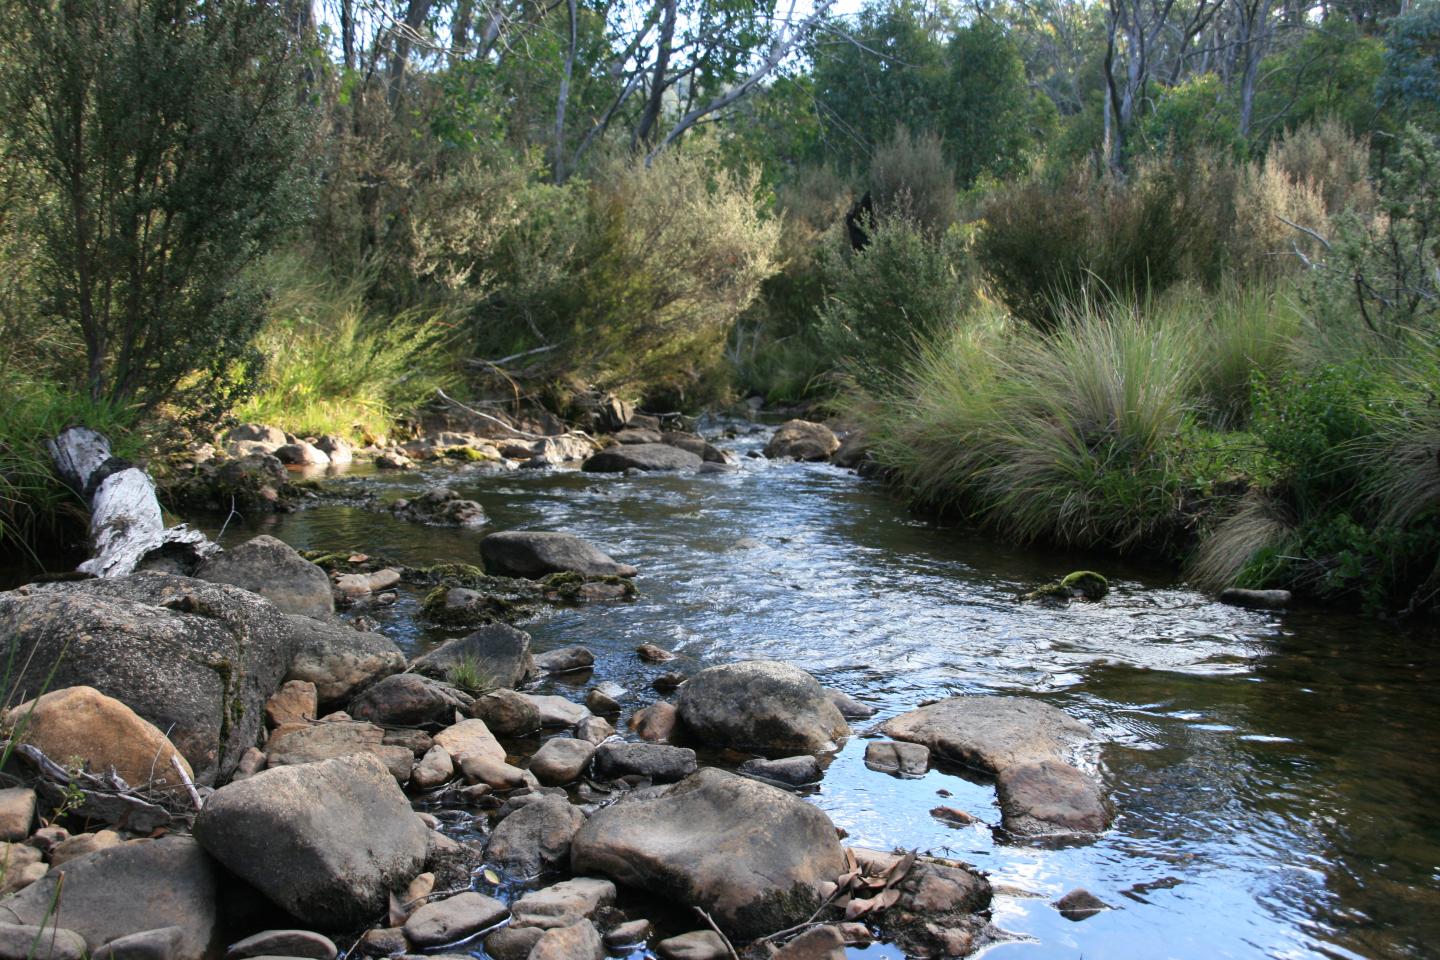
[738, 755, 823, 788]
[194, 535, 334, 618]
[604, 920, 652, 948]
[481, 531, 638, 578]
[0, 923, 88, 960]
[486, 795, 586, 878]
[0, 836, 219, 959]
[823, 688, 876, 719]
[530, 738, 596, 785]
[763, 421, 839, 461]
[284, 614, 406, 706]
[582, 444, 702, 473]
[0, 789, 34, 841]
[630, 702, 678, 741]
[411, 623, 536, 689]
[94, 925, 190, 959]
[661, 432, 728, 463]
[266, 680, 318, 727]
[676, 660, 849, 755]
[228, 423, 288, 448]
[314, 435, 353, 464]
[511, 877, 616, 930]
[574, 716, 615, 745]
[403, 892, 508, 949]
[774, 925, 846, 960]
[1053, 887, 1110, 921]
[274, 441, 331, 468]
[880, 696, 1093, 774]
[572, 768, 846, 940]
[636, 643, 676, 663]
[348, 673, 472, 726]
[473, 689, 543, 736]
[3, 574, 299, 784]
[194, 753, 429, 930]
[995, 759, 1110, 837]
[584, 687, 620, 714]
[226, 929, 338, 959]
[521, 694, 590, 727]
[391, 488, 489, 528]
[1219, 587, 1291, 610]
[412, 745, 455, 789]
[592, 742, 696, 783]
[529, 920, 605, 960]
[49, 829, 121, 867]
[534, 645, 595, 675]
[461, 755, 531, 790]
[264, 720, 413, 782]
[433, 719, 507, 766]
[864, 741, 930, 777]
[486, 925, 545, 960]
[654, 931, 729, 960]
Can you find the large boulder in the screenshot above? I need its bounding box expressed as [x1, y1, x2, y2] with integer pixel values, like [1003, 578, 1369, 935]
[995, 760, 1110, 837]
[480, 532, 638, 579]
[193, 753, 429, 930]
[581, 444, 702, 473]
[0, 836, 220, 959]
[7, 686, 193, 792]
[284, 615, 405, 707]
[879, 696, 1092, 774]
[193, 535, 334, 619]
[410, 623, 536, 689]
[0, 574, 298, 784]
[763, 421, 839, 462]
[675, 661, 848, 755]
[572, 769, 846, 940]
[347, 674, 472, 727]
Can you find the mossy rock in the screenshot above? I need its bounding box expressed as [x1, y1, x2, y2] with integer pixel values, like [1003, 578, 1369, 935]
[420, 585, 526, 628]
[1024, 570, 1109, 605]
[443, 445, 494, 462]
[403, 562, 491, 588]
[537, 571, 638, 602]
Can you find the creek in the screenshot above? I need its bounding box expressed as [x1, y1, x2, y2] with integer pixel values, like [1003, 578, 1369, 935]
[199, 421, 1439, 960]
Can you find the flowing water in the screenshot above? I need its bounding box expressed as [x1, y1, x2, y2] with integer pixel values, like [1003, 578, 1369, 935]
[200, 422, 1440, 960]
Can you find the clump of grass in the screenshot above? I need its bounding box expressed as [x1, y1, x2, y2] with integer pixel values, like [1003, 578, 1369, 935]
[233, 253, 461, 439]
[446, 654, 497, 696]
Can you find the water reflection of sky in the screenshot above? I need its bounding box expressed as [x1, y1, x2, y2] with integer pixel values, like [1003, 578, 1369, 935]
[209, 425, 1439, 960]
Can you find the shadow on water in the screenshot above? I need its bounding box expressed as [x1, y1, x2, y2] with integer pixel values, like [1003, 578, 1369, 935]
[184, 427, 1439, 960]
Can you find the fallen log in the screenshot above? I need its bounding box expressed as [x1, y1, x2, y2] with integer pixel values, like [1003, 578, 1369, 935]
[46, 425, 217, 578]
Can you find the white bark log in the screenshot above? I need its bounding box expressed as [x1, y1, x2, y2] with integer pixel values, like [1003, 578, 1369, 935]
[47, 426, 217, 578]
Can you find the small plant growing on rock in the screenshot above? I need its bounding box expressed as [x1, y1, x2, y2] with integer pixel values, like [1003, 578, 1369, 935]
[1024, 570, 1110, 606]
[446, 655, 496, 696]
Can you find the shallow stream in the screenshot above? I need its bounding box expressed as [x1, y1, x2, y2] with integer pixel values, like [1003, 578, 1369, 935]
[201, 422, 1439, 960]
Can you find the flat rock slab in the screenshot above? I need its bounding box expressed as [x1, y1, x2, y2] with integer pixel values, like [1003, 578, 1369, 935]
[676, 660, 849, 755]
[996, 759, 1110, 837]
[571, 768, 845, 940]
[592, 742, 696, 783]
[521, 694, 590, 727]
[403, 892, 508, 949]
[194, 754, 429, 931]
[511, 877, 617, 930]
[864, 741, 930, 777]
[263, 720, 413, 782]
[481, 531, 637, 578]
[225, 929, 337, 959]
[654, 931, 729, 960]
[737, 755, 823, 787]
[530, 920, 605, 960]
[880, 696, 1092, 774]
[582, 444, 702, 473]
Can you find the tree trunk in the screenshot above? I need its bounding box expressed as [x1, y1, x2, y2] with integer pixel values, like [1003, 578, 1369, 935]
[47, 427, 217, 578]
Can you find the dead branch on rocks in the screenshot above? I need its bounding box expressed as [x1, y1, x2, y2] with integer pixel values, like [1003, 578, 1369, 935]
[8, 741, 191, 833]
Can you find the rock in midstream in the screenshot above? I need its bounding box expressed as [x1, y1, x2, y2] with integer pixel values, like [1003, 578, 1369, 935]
[675, 660, 849, 754]
[571, 768, 846, 940]
[581, 443, 703, 473]
[481, 530, 638, 578]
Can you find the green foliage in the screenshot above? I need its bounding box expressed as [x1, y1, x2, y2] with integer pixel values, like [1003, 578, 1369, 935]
[869, 128, 958, 237]
[232, 255, 461, 439]
[446, 654, 498, 696]
[816, 218, 975, 377]
[1379, 4, 1440, 131]
[0, 0, 311, 419]
[1251, 20, 1387, 142]
[944, 20, 1056, 186]
[1139, 74, 1244, 158]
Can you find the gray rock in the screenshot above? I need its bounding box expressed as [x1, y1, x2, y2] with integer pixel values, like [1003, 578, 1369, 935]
[411, 623, 536, 689]
[863, 741, 930, 777]
[486, 796, 586, 878]
[0, 837, 218, 959]
[603, 920, 652, 948]
[529, 738, 596, 786]
[194, 535, 334, 618]
[390, 487, 488, 528]
[629, 702, 679, 741]
[823, 688, 875, 719]
[996, 759, 1110, 837]
[91, 926, 187, 959]
[412, 745, 455, 790]
[263, 720, 413, 782]
[654, 931, 729, 960]
[348, 673, 472, 726]
[472, 689, 543, 736]
[613, 428, 663, 444]
[1053, 888, 1110, 921]
[521, 694, 589, 727]
[571, 768, 846, 940]
[481, 531, 638, 578]
[485, 925, 544, 960]
[228, 424, 287, 448]
[3, 574, 298, 783]
[403, 891, 508, 949]
[534, 646, 595, 675]
[660, 432, 728, 464]
[592, 742, 696, 783]
[511, 877, 616, 930]
[226, 930, 337, 959]
[829, 432, 870, 470]
[194, 753, 429, 930]
[879, 696, 1092, 774]
[676, 661, 849, 755]
[574, 716, 615, 745]
[0, 923, 87, 960]
[284, 614, 406, 707]
[582, 444, 702, 473]
[584, 688, 620, 714]
[314, 435, 353, 464]
[737, 755, 823, 788]
[274, 441, 331, 467]
[763, 421, 839, 461]
[529, 920, 605, 960]
[1219, 587, 1291, 609]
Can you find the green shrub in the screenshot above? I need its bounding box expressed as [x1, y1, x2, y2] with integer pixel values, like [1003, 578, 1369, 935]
[869, 127, 958, 238]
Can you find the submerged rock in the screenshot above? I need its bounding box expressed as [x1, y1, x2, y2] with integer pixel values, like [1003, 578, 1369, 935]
[194, 753, 429, 931]
[1053, 887, 1111, 921]
[582, 443, 703, 473]
[763, 421, 840, 461]
[571, 768, 846, 940]
[1024, 570, 1109, 605]
[676, 660, 849, 755]
[864, 741, 930, 777]
[481, 531, 638, 579]
[193, 535, 334, 618]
